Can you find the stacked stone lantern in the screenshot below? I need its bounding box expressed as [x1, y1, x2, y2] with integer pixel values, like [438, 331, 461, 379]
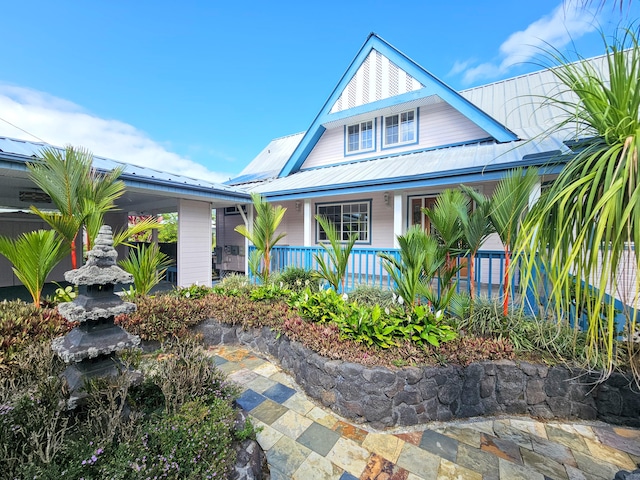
[52, 225, 140, 401]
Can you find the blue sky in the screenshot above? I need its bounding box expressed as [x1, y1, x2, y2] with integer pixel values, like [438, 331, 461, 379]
[0, 1, 637, 183]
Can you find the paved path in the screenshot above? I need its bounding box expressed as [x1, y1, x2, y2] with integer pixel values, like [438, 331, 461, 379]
[211, 345, 640, 480]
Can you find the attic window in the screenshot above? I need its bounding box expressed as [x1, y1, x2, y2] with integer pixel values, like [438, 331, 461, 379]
[346, 120, 375, 154]
[383, 108, 418, 148]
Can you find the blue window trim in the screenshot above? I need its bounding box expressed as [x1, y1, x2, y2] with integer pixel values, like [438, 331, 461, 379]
[381, 107, 419, 151]
[344, 118, 377, 157]
[315, 199, 373, 245]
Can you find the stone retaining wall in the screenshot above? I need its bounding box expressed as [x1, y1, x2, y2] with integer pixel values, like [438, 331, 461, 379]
[192, 319, 640, 429]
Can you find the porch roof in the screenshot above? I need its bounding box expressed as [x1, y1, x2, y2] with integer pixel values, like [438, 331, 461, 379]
[246, 136, 571, 201]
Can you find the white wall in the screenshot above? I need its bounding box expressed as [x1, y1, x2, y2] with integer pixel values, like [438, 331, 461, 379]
[302, 103, 489, 170]
[177, 199, 212, 287]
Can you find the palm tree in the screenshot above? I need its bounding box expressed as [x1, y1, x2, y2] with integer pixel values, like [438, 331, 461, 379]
[0, 230, 68, 306]
[459, 187, 496, 299]
[234, 192, 286, 282]
[27, 146, 125, 269]
[379, 226, 443, 307]
[518, 27, 640, 381]
[490, 167, 539, 316]
[314, 215, 358, 292]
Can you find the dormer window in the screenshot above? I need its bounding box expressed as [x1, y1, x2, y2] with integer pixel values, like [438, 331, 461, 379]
[383, 109, 418, 148]
[346, 120, 375, 154]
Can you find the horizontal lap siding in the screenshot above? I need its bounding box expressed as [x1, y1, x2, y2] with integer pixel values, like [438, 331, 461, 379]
[178, 200, 212, 287]
[301, 103, 490, 170]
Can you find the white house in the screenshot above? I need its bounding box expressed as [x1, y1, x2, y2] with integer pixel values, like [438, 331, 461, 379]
[218, 33, 586, 296]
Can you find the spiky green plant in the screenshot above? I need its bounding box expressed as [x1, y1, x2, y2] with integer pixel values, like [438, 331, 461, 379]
[118, 243, 173, 296]
[459, 187, 496, 298]
[314, 215, 358, 291]
[234, 193, 286, 282]
[379, 226, 443, 307]
[518, 27, 640, 381]
[490, 167, 539, 315]
[0, 230, 69, 306]
[27, 146, 124, 268]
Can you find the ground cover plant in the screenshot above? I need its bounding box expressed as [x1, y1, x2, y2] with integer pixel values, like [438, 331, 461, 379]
[0, 336, 251, 480]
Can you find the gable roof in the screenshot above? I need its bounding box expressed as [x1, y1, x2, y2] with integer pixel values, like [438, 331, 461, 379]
[277, 33, 519, 178]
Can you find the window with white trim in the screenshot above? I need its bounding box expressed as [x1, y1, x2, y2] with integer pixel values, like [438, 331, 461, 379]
[317, 201, 370, 243]
[346, 120, 374, 153]
[383, 109, 417, 147]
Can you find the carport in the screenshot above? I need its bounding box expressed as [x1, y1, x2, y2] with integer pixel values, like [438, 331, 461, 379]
[0, 136, 251, 288]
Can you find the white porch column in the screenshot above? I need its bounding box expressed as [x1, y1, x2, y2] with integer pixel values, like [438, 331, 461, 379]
[303, 199, 312, 247]
[177, 199, 212, 287]
[529, 180, 542, 208]
[244, 205, 254, 276]
[393, 193, 402, 249]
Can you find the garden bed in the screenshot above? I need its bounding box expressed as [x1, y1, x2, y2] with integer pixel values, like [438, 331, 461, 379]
[192, 319, 640, 429]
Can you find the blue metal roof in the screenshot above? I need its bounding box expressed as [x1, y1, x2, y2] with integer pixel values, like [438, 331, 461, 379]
[0, 136, 250, 201]
[247, 137, 571, 201]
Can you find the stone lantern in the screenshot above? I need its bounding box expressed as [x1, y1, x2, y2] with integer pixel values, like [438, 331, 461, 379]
[52, 225, 140, 403]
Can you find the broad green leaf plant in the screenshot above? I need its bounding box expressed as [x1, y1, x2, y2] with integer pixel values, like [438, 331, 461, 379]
[517, 27, 640, 381]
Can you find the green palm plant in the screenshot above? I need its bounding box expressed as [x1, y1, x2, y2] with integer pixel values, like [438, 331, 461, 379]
[490, 167, 538, 316]
[422, 189, 469, 256]
[460, 187, 496, 298]
[379, 226, 443, 307]
[0, 230, 69, 306]
[517, 27, 640, 381]
[234, 192, 286, 282]
[314, 215, 358, 291]
[118, 243, 173, 296]
[27, 146, 125, 268]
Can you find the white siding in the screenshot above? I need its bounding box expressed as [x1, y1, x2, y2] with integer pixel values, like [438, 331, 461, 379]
[177, 199, 212, 287]
[302, 103, 490, 170]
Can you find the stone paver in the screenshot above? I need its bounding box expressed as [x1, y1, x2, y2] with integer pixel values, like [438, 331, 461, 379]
[211, 345, 640, 479]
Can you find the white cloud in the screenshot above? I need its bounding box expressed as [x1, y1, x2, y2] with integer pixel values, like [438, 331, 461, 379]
[453, 0, 600, 85]
[0, 84, 235, 184]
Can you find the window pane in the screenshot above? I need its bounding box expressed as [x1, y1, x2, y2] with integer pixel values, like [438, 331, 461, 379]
[385, 115, 399, 145]
[347, 124, 360, 152]
[361, 121, 372, 149]
[401, 111, 415, 142]
[317, 202, 369, 242]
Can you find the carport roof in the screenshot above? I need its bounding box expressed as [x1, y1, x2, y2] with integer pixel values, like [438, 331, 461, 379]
[0, 136, 250, 212]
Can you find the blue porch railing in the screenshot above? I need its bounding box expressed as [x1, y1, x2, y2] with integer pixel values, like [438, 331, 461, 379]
[252, 245, 514, 299]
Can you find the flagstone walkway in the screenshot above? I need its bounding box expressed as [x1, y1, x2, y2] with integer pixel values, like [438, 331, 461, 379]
[211, 345, 640, 480]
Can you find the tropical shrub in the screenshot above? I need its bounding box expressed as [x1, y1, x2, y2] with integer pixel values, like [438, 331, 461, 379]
[118, 243, 174, 296]
[115, 294, 213, 340]
[234, 192, 286, 282]
[171, 283, 214, 299]
[0, 301, 72, 372]
[0, 339, 245, 479]
[0, 230, 69, 307]
[272, 266, 319, 292]
[348, 285, 396, 308]
[314, 214, 358, 291]
[518, 27, 640, 382]
[214, 272, 254, 296]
